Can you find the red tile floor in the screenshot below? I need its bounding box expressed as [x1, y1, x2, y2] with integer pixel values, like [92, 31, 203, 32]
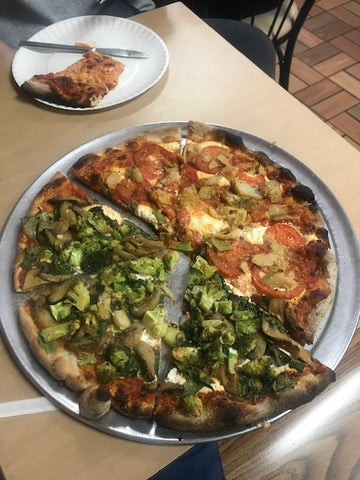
[289, 0, 360, 150]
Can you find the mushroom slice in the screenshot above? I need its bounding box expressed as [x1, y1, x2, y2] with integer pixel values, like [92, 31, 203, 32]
[78, 385, 112, 420]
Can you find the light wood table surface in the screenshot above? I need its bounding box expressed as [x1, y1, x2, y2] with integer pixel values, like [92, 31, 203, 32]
[1, 3, 359, 479]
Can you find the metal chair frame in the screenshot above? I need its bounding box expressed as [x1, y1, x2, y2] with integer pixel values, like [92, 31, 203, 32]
[247, 0, 315, 89]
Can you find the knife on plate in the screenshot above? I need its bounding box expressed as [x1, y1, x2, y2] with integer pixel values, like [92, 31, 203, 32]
[18, 40, 149, 59]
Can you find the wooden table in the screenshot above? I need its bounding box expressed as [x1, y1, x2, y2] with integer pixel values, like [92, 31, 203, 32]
[1, 3, 359, 479]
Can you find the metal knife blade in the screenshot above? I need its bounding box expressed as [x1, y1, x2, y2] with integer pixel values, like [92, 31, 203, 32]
[18, 40, 149, 59]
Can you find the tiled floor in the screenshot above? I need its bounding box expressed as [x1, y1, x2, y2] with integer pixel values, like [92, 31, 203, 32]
[289, 0, 360, 150]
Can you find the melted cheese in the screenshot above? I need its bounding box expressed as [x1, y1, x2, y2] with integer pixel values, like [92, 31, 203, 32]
[239, 225, 267, 244]
[199, 378, 225, 394]
[136, 204, 158, 225]
[197, 171, 230, 187]
[187, 207, 228, 239]
[166, 367, 186, 385]
[140, 330, 160, 349]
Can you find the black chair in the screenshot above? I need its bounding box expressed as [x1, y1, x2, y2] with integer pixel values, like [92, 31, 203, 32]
[203, 18, 277, 80]
[206, 0, 315, 90]
[154, 0, 277, 80]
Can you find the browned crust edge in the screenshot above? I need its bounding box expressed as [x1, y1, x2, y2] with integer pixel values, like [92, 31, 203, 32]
[155, 364, 335, 432]
[19, 304, 96, 392]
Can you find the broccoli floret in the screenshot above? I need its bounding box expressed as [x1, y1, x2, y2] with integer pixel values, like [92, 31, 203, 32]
[39, 319, 80, 343]
[86, 207, 114, 234]
[191, 256, 217, 280]
[182, 395, 203, 416]
[163, 251, 179, 271]
[129, 257, 166, 280]
[49, 301, 72, 321]
[162, 324, 180, 347]
[215, 300, 233, 315]
[142, 306, 168, 338]
[83, 313, 99, 336]
[60, 246, 83, 267]
[67, 281, 90, 311]
[96, 361, 116, 384]
[239, 357, 270, 377]
[172, 346, 199, 365]
[107, 345, 129, 369]
[199, 282, 227, 312]
[232, 310, 260, 336]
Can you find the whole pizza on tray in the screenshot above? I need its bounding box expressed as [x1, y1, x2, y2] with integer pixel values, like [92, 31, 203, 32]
[14, 121, 337, 432]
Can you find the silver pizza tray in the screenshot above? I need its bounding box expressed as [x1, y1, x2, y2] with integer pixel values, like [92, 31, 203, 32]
[1, 121, 359, 445]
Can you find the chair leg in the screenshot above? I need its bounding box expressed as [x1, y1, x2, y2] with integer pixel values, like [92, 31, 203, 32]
[277, 0, 315, 90]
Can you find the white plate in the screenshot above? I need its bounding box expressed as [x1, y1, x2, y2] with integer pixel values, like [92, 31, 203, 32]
[12, 16, 169, 111]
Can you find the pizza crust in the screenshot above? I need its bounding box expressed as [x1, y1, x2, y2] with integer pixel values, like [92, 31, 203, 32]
[21, 51, 125, 108]
[155, 362, 335, 432]
[19, 304, 96, 392]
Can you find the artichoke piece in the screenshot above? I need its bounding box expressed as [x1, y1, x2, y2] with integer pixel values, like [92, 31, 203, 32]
[232, 178, 263, 199]
[22, 268, 45, 290]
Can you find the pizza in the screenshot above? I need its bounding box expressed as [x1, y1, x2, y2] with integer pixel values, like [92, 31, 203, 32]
[71, 125, 183, 233]
[14, 121, 338, 433]
[21, 50, 125, 107]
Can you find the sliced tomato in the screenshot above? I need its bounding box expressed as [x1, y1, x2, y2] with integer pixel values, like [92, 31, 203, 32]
[112, 177, 151, 204]
[230, 152, 253, 169]
[236, 170, 265, 186]
[206, 240, 265, 279]
[251, 266, 305, 299]
[179, 164, 201, 190]
[266, 223, 306, 251]
[134, 143, 177, 181]
[191, 146, 226, 174]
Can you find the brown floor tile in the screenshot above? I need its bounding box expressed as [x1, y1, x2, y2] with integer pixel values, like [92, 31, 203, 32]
[309, 5, 325, 16]
[331, 5, 360, 26]
[297, 42, 340, 65]
[344, 1, 360, 16]
[330, 70, 360, 97]
[345, 29, 360, 45]
[297, 27, 324, 47]
[348, 103, 360, 121]
[313, 18, 354, 40]
[312, 90, 359, 118]
[346, 62, 360, 79]
[329, 111, 360, 143]
[295, 78, 342, 105]
[292, 57, 325, 83]
[317, 0, 351, 9]
[304, 11, 339, 30]
[314, 52, 356, 75]
[294, 40, 312, 55]
[330, 35, 360, 60]
[289, 74, 308, 93]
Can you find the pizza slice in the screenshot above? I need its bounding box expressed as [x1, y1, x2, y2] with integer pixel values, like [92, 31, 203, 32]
[181, 121, 337, 344]
[154, 256, 335, 431]
[21, 51, 125, 108]
[71, 126, 183, 234]
[19, 250, 179, 420]
[14, 172, 165, 292]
